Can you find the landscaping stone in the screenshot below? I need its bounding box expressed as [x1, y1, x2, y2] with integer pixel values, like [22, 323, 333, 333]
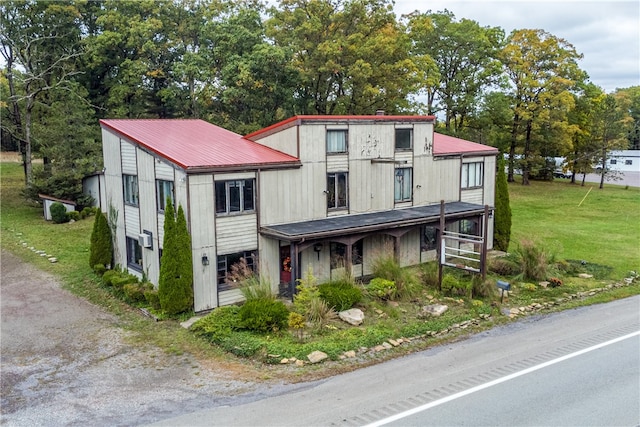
[578, 273, 593, 279]
[343, 350, 356, 358]
[180, 316, 202, 329]
[48, 257, 58, 263]
[339, 308, 365, 326]
[307, 350, 328, 364]
[420, 304, 448, 317]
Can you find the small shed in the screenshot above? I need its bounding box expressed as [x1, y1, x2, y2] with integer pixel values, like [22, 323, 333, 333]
[39, 194, 76, 221]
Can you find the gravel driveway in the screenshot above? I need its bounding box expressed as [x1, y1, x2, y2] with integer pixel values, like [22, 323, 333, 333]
[0, 250, 279, 426]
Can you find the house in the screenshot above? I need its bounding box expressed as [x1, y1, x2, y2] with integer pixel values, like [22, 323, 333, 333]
[100, 115, 498, 312]
[602, 150, 640, 173]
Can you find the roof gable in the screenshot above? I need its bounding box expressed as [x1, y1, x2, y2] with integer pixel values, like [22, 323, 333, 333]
[99, 119, 300, 171]
[433, 132, 498, 156]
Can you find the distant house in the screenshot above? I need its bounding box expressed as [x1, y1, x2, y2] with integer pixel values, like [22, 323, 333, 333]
[604, 150, 640, 173]
[100, 116, 498, 312]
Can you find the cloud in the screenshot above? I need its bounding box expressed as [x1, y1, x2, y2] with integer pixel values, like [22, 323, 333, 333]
[395, 0, 640, 92]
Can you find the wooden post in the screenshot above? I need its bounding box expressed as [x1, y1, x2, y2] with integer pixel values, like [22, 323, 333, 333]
[482, 205, 489, 280]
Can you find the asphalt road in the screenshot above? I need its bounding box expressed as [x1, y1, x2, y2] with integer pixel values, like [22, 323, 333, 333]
[150, 296, 640, 427]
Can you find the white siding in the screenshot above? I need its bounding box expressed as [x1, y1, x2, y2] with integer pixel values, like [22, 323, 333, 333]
[461, 188, 484, 204]
[188, 174, 217, 311]
[258, 236, 280, 294]
[120, 140, 137, 174]
[399, 230, 421, 267]
[216, 215, 257, 254]
[218, 289, 244, 307]
[155, 161, 174, 181]
[101, 129, 126, 268]
[124, 205, 140, 236]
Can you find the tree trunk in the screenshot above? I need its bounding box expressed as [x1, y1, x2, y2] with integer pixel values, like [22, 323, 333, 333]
[508, 114, 519, 183]
[599, 145, 606, 189]
[522, 120, 532, 185]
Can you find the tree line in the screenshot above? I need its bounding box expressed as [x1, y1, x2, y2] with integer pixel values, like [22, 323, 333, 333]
[2, 0, 638, 203]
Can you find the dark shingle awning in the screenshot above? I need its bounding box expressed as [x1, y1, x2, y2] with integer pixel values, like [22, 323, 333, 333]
[260, 202, 490, 241]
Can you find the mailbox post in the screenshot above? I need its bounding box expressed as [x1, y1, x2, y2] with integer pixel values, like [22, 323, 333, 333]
[497, 280, 511, 303]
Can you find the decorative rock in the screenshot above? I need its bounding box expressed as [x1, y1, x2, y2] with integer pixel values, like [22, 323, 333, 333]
[387, 301, 399, 307]
[388, 339, 400, 347]
[295, 359, 305, 367]
[48, 257, 58, 263]
[339, 308, 365, 326]
[373, 345, 386, 352]
[280, 358, 289, 364]
[420, 304, 448, 317]
[578, 273, 593, 279]
[382, 342, 393, 350]
[180, 316, 202, 329]
[343, 350, 356, 358]
[307, 350, 328, 364]
[539, 281, 549, 288]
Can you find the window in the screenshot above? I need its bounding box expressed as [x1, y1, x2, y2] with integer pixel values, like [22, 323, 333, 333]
[461, 162, 484, 188]
[156, 180, 174, 212]
[459, 219, 478, 236]
[625, 160, 632, 165]
[394, 167, 412, 202]
[123, 175, 139, 206]
[217, 251, 256, 290]
[126, 236, 142, 271]
[327, 129, 348, 153]
[215, 179, 255, 214]
[352, 240, 363, 265]
[327, 172, 348, 210]
[330, 242, 346, 269]
[422, 226, 438, 251]
[395, 128, 412, 150]
[609, 159, 617, 165]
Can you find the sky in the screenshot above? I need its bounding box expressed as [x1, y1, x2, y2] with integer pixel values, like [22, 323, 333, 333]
[393, 0, 640, 93]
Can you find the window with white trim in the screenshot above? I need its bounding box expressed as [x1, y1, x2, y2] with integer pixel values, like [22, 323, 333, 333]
[123, 175, 139, 206]
[156, 180, 174, 212]
[394, 167, 412, 202]
[215, 179, 255, 214]
[326, 129, 348, 154]
[461, 162, 484, 188]
[327, 172, 348, 210]
[395, 128, 412, 150]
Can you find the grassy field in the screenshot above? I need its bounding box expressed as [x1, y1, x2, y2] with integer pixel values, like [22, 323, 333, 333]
[508, 178, 640, 277]
[1, 160, 639, 373]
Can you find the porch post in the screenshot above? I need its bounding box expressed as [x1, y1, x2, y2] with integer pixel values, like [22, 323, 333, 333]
[438, 200, 445, 291]
[289, 242, 297, 298]
[481, 205, 489, 280]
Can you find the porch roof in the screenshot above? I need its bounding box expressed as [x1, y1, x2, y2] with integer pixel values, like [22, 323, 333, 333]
[260, 201, 489, 241]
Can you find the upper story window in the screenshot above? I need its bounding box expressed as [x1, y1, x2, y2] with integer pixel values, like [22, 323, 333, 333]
[395, 128, 412, 150]
[123, 174, 139, 206]
[394, 167, 412, 202]
[625, 159, 633, 165]
[215, 179, 255, 214]
[327, 172, 348, 210]
[156, 180, 174, 212]
[461, 162, 484, 189]
[327, 129, 348, 154]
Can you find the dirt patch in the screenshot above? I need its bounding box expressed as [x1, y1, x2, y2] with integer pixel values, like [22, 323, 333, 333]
[0, 251, 287, 426]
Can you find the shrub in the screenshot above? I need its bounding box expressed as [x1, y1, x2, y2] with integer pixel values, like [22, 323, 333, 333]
[318, 280, 363, 311]
[366, 278, 397, 300]
[68, 211, 80, 221]
[371, 243, 420, 300]
[93, 264, 107, 276]
[512, 239, 556, 281]
[293, 268, 321, 315]
[306, 297, 337, 329]
[494, 155, 512, 252]
[472, 276, 496, 298]
[112, 275, 137, 292]
[548, 277, 563, 287]
[489, 257, 520, 276]
[144, 289, 161, 310]
[50, 202, 69, 224]
[123, 283, 146, 303]
[102, 269, 119, 286]
[238, 298, 289, 333]
[441, 274, 459, 294]
[89, 210, 112, 270]
[191, 306, 241, 341]
[420, 261, 439, 288]
[229, 261, 275, 301]
[80, 207, 95, 219]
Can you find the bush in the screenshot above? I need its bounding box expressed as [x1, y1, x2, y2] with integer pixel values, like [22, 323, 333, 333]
[144, 289, 161, 310]
[93, 264, 107, 276]
[80, 207, 95, 219]
[238, 298, 289, 333]
[123, 283, 147, 303]
[371, 244, 420, 300]
[68, 211, 81, 221]
[102, 270, 119, 286]
[472, 276, 496, 298]
[318, 280, 362, 311]
[420, 261, 439, 288]
[441, 274, 459, 294]
[50, 202, 69, 224]
[89, 210, 112, 270]
[191, 306, 241, 341]
[366, 278, 397, 300]
[512, 239, 556, 281]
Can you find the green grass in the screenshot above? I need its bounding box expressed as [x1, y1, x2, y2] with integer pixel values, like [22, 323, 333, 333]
[508, 179, 640, 278]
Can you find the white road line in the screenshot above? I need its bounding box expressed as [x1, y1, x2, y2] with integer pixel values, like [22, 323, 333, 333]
[363, 330, 640, 427]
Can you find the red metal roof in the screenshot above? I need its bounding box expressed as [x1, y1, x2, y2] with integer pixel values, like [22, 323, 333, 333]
[433, 132, 498, 156]
[99, 119, 300, 171]
[245, 114, 437, 141]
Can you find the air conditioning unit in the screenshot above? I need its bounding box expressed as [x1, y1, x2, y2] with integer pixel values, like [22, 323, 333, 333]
[138, 233, 152, 248]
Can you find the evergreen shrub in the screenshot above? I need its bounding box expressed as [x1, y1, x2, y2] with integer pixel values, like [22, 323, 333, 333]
[50, 202, 69, 224]
[144, 289, 161, 310]
[238, 298, 289, 333]
[123, 283, 147, 303]
[68, 211, 80, 221]
[366, 278, 397, 300]
[89, 210, 112, 270]
[102, 270, 119, 286]
[319, 280, 362, 311]
[191, 306, 241, 341]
